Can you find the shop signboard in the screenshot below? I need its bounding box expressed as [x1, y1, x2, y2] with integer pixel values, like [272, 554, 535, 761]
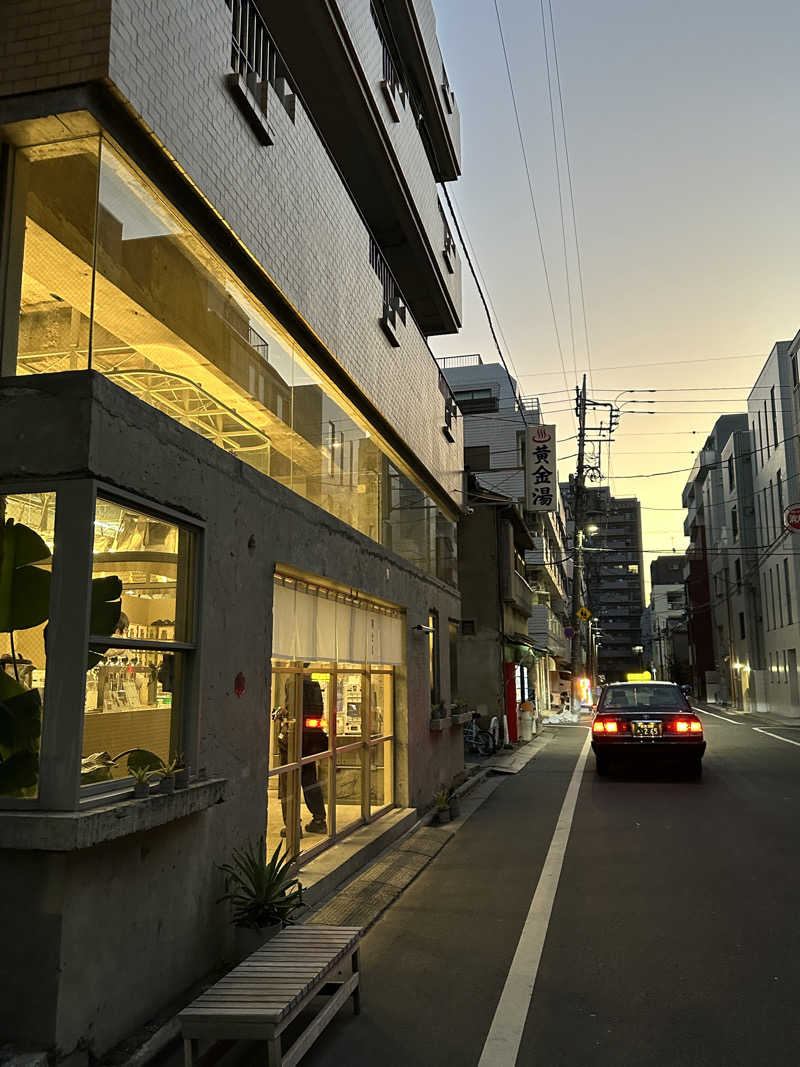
[525, 424, 557, 512]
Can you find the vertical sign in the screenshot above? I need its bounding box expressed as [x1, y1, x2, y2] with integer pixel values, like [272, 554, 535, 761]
[525, 424, 557, 511]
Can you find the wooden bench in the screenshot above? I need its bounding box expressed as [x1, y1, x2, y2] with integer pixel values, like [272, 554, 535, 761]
[179, 925, 361, 1067]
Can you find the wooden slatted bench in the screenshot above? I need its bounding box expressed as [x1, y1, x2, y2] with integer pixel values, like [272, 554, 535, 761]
[179, 925, 361, 1067]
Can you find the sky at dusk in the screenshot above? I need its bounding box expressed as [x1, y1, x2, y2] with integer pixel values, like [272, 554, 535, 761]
[429, 0, 800, 586]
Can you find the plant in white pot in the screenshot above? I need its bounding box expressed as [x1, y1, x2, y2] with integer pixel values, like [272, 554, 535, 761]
[219, 839, 303, 958]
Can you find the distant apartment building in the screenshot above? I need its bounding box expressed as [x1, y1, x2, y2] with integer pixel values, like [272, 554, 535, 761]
[440, 355, 571, 715]
[644, 555, 690, 683]
[0, 0, 466, 1057]
[682, 414, 749, 699]
[564, 485, 645, 682]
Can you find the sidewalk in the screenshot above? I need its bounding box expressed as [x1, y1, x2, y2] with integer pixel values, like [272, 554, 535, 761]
[305, 729, 553, 930]
[694, 699, 800, 728]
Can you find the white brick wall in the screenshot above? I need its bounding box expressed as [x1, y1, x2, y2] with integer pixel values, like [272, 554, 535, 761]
[0, 0, 110, 95]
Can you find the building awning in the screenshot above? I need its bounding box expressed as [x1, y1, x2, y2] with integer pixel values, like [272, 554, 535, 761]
[504, 635, 540, 667]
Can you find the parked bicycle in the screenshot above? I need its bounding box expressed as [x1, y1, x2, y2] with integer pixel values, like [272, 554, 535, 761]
[463, 711, 494, 757]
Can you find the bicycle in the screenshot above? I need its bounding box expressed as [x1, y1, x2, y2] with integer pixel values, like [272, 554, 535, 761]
[463, 711, 494, 757]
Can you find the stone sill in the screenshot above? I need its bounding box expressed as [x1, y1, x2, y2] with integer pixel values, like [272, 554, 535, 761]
[0, 779, 227, 851]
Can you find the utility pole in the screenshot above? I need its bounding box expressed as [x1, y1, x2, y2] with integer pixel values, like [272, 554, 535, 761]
[570, 374, 587, 713]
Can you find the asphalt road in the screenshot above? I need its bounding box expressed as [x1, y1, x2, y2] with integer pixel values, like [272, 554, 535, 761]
[289, 711, 800, 1067]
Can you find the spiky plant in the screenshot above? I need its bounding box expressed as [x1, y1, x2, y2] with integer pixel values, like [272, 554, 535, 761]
[218, 839, 303, 929]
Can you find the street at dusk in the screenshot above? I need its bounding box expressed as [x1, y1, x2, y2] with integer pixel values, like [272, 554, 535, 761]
[3, 1, 800, 1065]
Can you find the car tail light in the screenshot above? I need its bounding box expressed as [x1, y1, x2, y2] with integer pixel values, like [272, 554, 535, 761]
[304, 717, 327, 730]
[666, 716, 702, 735]
[593, 716, 628, 734]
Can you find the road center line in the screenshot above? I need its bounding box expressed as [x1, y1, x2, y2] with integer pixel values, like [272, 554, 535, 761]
[478, 730, 592, 1067]
[752, 727, 800, 747]
[694, 707, 745, 725]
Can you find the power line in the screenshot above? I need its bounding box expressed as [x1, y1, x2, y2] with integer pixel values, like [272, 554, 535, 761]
[517, 353, 769, 377]
[546, 0, 595, 395]
[491, 0, 574, 426]
[439, 183, 528, 426]
[539, 0, 577, 385]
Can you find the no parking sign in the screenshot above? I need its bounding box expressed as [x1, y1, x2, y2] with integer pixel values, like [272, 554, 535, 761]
[785, 504, 800, 533]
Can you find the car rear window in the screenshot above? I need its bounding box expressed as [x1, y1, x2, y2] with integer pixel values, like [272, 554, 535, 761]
[602, 684, 686, 709]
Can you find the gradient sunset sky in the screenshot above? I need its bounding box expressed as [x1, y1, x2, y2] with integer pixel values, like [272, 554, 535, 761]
[429, 0, 800, 588]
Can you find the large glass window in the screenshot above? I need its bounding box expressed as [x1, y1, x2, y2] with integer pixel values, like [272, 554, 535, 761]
[10, 133, 457, 584]
[0, 492, 55, 799]
[81, 497, 197, 788]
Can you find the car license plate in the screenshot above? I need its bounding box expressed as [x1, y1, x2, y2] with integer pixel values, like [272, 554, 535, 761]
[632, 721, 661, 738]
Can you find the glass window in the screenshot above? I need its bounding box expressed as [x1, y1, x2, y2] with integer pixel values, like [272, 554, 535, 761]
[369, 741, 392, 815]
[15, 137, 100, 377]
[81, 496, 197, 788]
[10, 133, 457, 580]
[0, 492, 55, 799]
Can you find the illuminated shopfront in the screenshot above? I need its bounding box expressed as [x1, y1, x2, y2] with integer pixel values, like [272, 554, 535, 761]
[268, 574, 400, 857]
[0, 486, 198, 801]
[8, 131, 457, 584]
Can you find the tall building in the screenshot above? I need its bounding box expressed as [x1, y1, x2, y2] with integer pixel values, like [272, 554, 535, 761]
[747, 338, 800, 715]
[0, 1, 465, 1056]
[646, 555, 689, 683]
[682, 414, 749, 698]
[564, 485, 645, 682]
[440, 355, 571, 715]
[683, 413, 752, 700]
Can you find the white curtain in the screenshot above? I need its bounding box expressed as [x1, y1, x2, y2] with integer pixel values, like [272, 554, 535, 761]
[272, 581, 404, 665]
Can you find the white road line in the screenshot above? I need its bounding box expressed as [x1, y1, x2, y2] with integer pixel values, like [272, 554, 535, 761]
[478, 730, 592, 1067]
[693, 707, 745, 725]
[752, 727, 800, 747]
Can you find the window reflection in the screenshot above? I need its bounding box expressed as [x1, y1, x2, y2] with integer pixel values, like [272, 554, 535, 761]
[13, 134, 457, 583]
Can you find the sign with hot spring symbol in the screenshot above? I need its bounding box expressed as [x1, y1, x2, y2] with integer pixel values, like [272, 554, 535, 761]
[525, 424, 557, 512]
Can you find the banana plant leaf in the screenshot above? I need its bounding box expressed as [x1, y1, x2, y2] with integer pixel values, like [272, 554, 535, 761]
[0, 671, 42, 797]
[0, 519, 52, 633]
[87, 575, 123, 669]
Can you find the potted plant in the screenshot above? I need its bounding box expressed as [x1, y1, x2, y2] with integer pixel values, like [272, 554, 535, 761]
[219, 839, 303, 958]
[130, 763, 159, 798]
[157, 755, 182, 794]
[433, 787, 450, 824]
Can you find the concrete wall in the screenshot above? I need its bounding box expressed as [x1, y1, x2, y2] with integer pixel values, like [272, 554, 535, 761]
[0, 371, 462, 1057]
[457, 505, 505, 723]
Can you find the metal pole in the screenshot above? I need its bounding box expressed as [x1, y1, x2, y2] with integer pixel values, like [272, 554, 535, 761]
[570, 374, 587, 713]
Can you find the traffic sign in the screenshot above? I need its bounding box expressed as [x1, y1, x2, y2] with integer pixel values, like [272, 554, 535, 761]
[785, 504, 800, 532]
[577, 606, 592, 622]
[564, 625, 575, 639]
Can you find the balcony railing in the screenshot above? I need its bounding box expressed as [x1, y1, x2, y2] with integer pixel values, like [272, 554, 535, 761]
[439, 202, 456, 273]
[370, 236, 407, 345]
[437, 354, 483, 369]
[228, 0, 295, 108]
[506, 570, 533, 616]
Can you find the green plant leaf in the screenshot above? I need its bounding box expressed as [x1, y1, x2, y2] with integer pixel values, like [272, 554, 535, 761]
[90, 575, 123, 635]
[87, 574, 123, 668]
[125, 749, 164, 774]
[218, 838, 303, 929]
[0, 519, 52, 633]
[0, 751, 39, 794]
[0, 684, 42, 759]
